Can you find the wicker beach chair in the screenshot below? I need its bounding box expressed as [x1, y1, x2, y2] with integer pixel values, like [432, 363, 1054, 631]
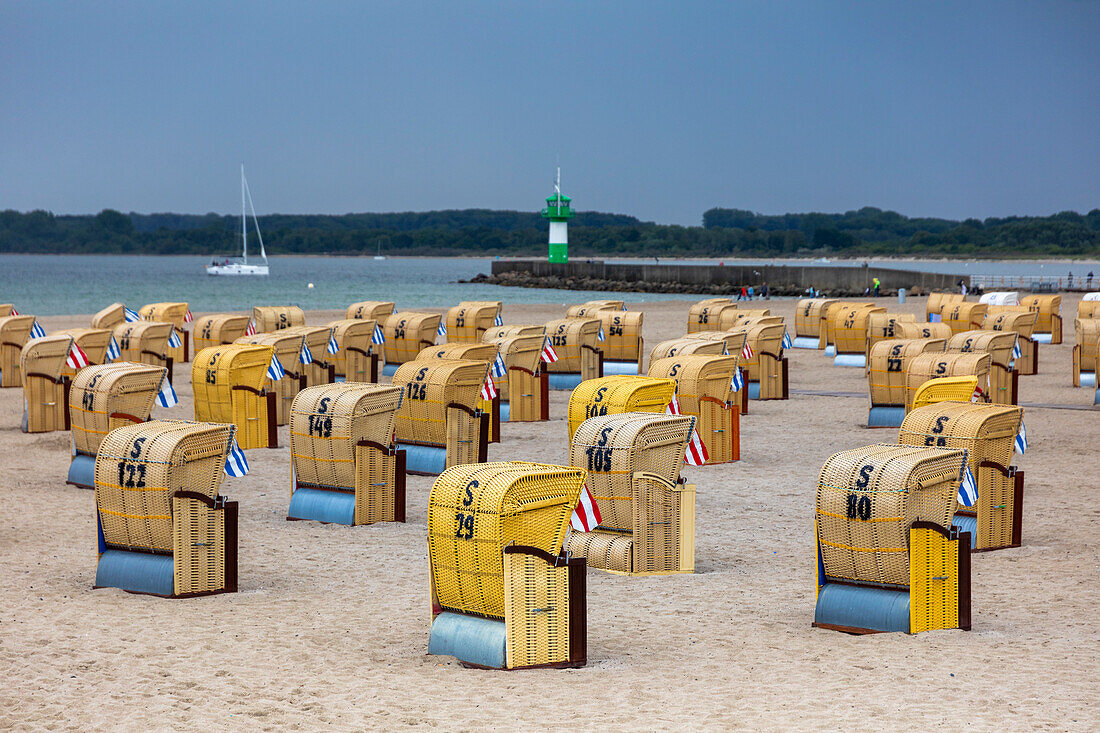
[565, 300, 623, 318]
[983, 309, 1039, 375]
[192, 315, 252, 354]
[866, 338, 946, 427]
[1072, 318, 1100, 388]
[543, 318, 603, 390]
[910, 376, 980, 413]
[893, 321, 954, 341]
[235, 331, 306, 425]
[649, 337, 726, 362]
[53, 328, 112, 379]
[0, 315, 35, 387]
[899, 402, 1025, 551]
[90, 302, 126, 330]
[793, 298, 839, 349]
[926, 292, 965, 322]
[946, 331, 1019, 405]
[252, 305, 306, 333]
[904, 353, 990, 412]
[813, 444, 971, 634]
[383, 312, 441, 367]
[731, 322, 788, 400]
[93, 420, 238, 598]
[566, 375, 677, 442]
[327, 319, 379, 383]
[139, 302, 190, 362]
[938, 302, 988, 336]
[191, 344, 277, 449]
[865, 312, 917, 355]
[112, 321, 174, 374]
[687, 298, 736, 334]
[716, 308, 774, 331]
[346, 301, 395, 322]
[287, 383, 406, 525]
[648, 354, 740, 463]
[20, 334, 73, 433]
[427, 461, 588, 669]
[483, 334, 548, 422]
[1078, 299, 1100, 320]
[445, 301, 502, 343]
[417, 342, 500, 443]
[482, 324, 546, 341]
[680, 331, 750, 414]
[1018, 295, 1062, 344]
[280, 325, 336, 386]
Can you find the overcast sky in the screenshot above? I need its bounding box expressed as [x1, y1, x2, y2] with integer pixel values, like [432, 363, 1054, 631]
[2, 1, 1097, 225]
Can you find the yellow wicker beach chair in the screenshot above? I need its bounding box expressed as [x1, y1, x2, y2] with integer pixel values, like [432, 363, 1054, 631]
[938, 301, 988, 336]
[20, 334, 73, 433]
[910, 376, 980, 413]
[905, 352, 990, 412]
[687, 298, 736, 334]
[427, 461, 588, 669]
[829, 304, 885, 367]
[983, 310, 1038, 375]
[280, 325, 336, 386]
[565, 300, 623, 318]
[139, 302, 190, 362]
[730, 322, 788, 399]
[483, 334, 548, 422]
[945, 330, 1019, 405]
[648, 354, 740, 463]
[191, 344, 277, 449]
[544, 317, 603, 390]
[346, 301, 395, 322]
[481, 324, 546, 341]
[867, 338, 946, 427]
[235, 331, 305, 425]
[383, 312, 441, 367]
[90, 302, 126, 330]
[793, 298, 839, 348]
[112, 321, 174, 375]
[1072, 318, 1100, 388]
[926, 292, 965, 322]
[593, 310, 644, 375]
[326, 319, 378, 383]
[566, 375, 677, 442]
[445, 301, 502, 343]
[192, 314, 251, 354]
[1018, 294, 1062, 344]
[252, 305, 306, 333]
[416, 342, 500, 443]
[0, 314, 36, 387]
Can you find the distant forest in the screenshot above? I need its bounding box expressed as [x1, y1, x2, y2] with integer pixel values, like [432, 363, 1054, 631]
[1, 205, 1098, 257]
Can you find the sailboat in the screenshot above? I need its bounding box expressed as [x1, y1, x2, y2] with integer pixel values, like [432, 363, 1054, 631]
[206, 164, 270, 276]
[373, 240, 386, 260]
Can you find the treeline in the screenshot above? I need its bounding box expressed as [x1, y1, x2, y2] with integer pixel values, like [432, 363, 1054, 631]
[1, 206, 1098, 257]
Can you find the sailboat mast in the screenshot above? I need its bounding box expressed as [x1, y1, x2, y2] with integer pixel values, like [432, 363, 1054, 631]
[243, 174, 268, 263]
[241, 164, 248, 264]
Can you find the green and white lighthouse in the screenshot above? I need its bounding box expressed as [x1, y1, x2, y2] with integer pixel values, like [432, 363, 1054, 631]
[541, 167, 574, 263]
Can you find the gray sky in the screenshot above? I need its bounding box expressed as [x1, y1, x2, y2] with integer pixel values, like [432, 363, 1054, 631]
[2, 1, 1098, 225]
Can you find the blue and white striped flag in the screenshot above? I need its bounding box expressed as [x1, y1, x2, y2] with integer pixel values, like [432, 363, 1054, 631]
[1011, 340, 1022, 360]
[437, 322, 447, 338]
[493, 313, 503, 327]
[299, 341, 313, 365]
[597, 327, 606, 342]
[223, 434, 250, 477]
[167, 330, 181, 348]
[267, 354, 286, 381]
[957, 461, 978, 507]
[29, 320, 46, 339]
[326, 332, 339, 355]
[490, 352, 507, 379]
[723, 346, 730, 356]
[731, 368, 745, 393]
[372, 324, 385, 344]
[1015, 420, 1027, 454]
[782, 330, 793, 349]
[156, 373, 178, 408]
[124, 307, 141, 322]
[105, 336, 121, 362]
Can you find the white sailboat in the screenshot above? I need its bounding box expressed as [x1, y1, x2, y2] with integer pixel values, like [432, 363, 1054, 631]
[373, 240, 386, 260]
[206, 164, 270, 276]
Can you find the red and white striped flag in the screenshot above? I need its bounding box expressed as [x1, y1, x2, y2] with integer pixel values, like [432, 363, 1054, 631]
[685, 427, 709, 466]
[971, 385, 984, 403]
[66, 342, 90, 370]
[245, 318, 257, 336]
[666, 394, 681, 415]
[741, 343, 754, 360]
[9, 306, 19, 315]
[480, 373, 497, 401]
[540, 337, 559, 363]
[184, 309, 194, 323]
[569, 483, 602, 532]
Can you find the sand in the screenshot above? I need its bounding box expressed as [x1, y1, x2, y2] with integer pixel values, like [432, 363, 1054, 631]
[1, 295, 1097, 731]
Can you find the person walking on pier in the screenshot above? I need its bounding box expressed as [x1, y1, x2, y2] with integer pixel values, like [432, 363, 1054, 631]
[1088, 271, 1094, 289]
[872, 277, 881, 297]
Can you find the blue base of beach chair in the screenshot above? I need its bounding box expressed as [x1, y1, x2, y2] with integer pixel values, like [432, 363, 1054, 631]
[833, 353, 866, 368]
[867, 405, 906, 428]
[547, 373, 585, 391]
[824, 345, 836, 356]
[381, 363, 399, 378]
[95, 549, 175, 597]
[67, 454, 97, 489]
[500, 401, 510, 422]
[791, 336, 819, 349]
[814, 583, 910, 634]
[1094, 388, 1099, 405]
[951, 514, 979, 549]
[428, 611, 507, 669]
[398, 442, 447, 475]
[601, 361, 640, 376]
[1032, 333, 1052, 344]
[288, 487, 355, 525]
[748, 381, 760, 400]
[1079, 371, 1095, 387]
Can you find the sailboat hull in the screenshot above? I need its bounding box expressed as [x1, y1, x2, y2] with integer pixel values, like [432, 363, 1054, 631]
[206, 264, 269, 276]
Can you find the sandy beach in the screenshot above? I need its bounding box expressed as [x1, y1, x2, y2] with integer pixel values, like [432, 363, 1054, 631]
[1, 294, 1097, 731]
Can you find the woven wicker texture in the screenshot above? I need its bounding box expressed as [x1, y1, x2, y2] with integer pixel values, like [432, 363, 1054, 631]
[911, 376, 980, 412]
[445, 301, 502, 343]
[649, 337, 726, 362]
[596, 311, 644, 363]
[1078, 301, 1100, 320]
[731, 323, 785, 381]
[0, 315, 35, 387]
[171, 492, 227, 596]
[982, 309, 1036, 338]
[829, 304, 886, 355]
[417, 342, 499, 364]
[1019, 294, 1061, 335]
[20, 334, 72, 432]
[346, 301, 395, 321]
[899, 401, 1022, 549]
[427, 461, 586, 619]
[95, 420, 232, 553]
[481, 324, 546, 341]
[1073, 318, 1100, 386]
[648, 355, 737, 415]
[566, 376, 676, 442]
[503, 550, 571, 667]
[687, 298, 735, 333]
[904, 352, 991, 411]
[391, 359, 486, 447]
[90, 303, 126, 330]
[926, 293, 965, 321]
[938, 302, 988, 335]
[867, 339, 946, 407]
[795, 299, 839, 338]
[544, 318, 602, 376]
[0, 304, 11, 317]
[234, 331, 304, 424]
[70, 363, 166, 456]
[716, 308, 773, 331]
[53, 328, 112, 376]
[112, 321, 173, 368]
[946, 330, 1018, 404]
[682, 330, 749, 358]
[483, 334, 543, 407]
[383, 312, 441, 365]
[252, 306, 306, 333]
[866, 312, 918, 353]
[816, 444, 965, 586]
[280, 325, 335, 386]
[290, 383, 402, 495]
[326, 319, 376, 381]
[191, 344, 272, 449]
[139, 302, 189, 362]
[565, 300, 624, 318]
[893, 322, 954, 340]
[193, 315, 251, 353]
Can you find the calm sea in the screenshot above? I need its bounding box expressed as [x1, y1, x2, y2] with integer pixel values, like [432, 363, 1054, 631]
[2, 254, 1097, 316]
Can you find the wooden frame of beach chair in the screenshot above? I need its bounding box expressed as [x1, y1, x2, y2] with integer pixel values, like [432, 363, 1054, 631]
[346, 301, 395, 322]
[416, 342, 501, 443]
[112, 321, 174, 380]
[0, 315, 35, 387]
[566, 375, 677, 442]
[234, 331, 305, 425]
[287, 383, 406, 526]
[866, 338, 946, 427]
[139, 302, 190, 363]
[427, 461, 588, 669]
[0, 304, 12, 317]
[383, 312, 441, 367]
[91, 303, 126, 330]
[327, 319, 379, 383]
[484, 334, 548, 423]
[192, 315, 252, 354]
[904, 353, 990, 412]
[391, 359, 489, 476]
[899, 402, 1025, 552]
[281, 325, 337, 386]
[648, 355, 740, 463]
[926, 292, 965, 323]
[793, 298, 838, 348]
[946, 331, 1019, 405]
[67, 363, 166, 489]
[813, 444, 971, 634]
[544, 318, 603, 391]
[191, 344, 278, 450]
[566, 413, 697, 574]
[20, 334, 73, 433]
[733, 323, 788, 400]
[445, 301, 502, 343]
[687, 298, 735, 334]
[983, 309, 1038, 375]
[252, 305, 306, 333]
[93, 420, 238, 598]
